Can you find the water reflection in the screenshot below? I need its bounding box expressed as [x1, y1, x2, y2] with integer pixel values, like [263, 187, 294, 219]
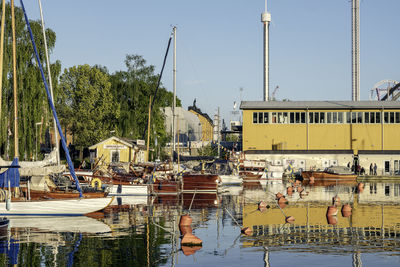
[0, 180, 399, 265]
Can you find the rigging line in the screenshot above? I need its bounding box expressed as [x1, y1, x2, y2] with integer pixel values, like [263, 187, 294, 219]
[142, 31, 173, 140]
[20, 0, 83, 197]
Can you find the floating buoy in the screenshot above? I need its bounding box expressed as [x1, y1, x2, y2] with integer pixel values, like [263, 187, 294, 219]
[276, 192, 283, 200]
[326, 206, 338, 216]
[294, 180, 301, 186]
[326, 215, 338, 225]
[297, 186, 303, 193]
[341, 204, 352, 217]
[310, 176, 315, 183]
[181, 233, 203, 245]
[285, 216, 295, 223]
[179, 214, 193, 227]
[287, 186, 293, 196]
[241, 227, 253, 236]
[278, 197, 288, 204]
[358, 182, 364, 193]
[278, 202, 287, 209]
[181, 245, 202, 256]
[332, 196, 341, 205]
[180, 225, 193, 236]
[258, 201, 269, 212]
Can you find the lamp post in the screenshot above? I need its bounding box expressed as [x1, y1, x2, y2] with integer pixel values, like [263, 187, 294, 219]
[35, 122, 42, 160]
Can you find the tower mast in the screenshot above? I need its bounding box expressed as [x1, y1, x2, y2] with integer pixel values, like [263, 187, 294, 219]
[352, 0, 360, 101]
[262, 0, 271, 101]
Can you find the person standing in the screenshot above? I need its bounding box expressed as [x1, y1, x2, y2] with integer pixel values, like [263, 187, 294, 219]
[373, 163, 377, 175]
[369, 163, 373, 175]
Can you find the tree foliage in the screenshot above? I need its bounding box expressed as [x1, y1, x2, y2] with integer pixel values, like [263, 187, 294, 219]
[109, 54, 180, 160]
[0, 3, 60, 160]
[57, 65, 119, 148]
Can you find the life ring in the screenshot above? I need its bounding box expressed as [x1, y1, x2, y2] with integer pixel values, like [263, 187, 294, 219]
[91, 178, 102, 190]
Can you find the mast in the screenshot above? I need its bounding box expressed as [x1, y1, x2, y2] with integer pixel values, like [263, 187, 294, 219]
[38, 0, 60, 164]
[172, 26, 177, 157]
[261, 0, 271, 101]
[0, 0, 5, 121]
[352, 0, 360, 101]
[11, 0, 18, 157]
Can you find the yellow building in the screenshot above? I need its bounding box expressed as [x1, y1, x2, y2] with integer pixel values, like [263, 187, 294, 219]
[240, 101, 400, 173]
[188, 102, 214, 142]
[89, 136, 146, 165]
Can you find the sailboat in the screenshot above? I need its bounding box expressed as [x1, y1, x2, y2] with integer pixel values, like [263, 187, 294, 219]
[0, 0, 113, 215]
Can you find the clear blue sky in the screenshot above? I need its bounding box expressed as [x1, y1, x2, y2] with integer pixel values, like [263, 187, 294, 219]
[20, 0, 400, 126]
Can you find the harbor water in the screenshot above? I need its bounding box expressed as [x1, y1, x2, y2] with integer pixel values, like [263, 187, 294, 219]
[1, 179, 400, 266]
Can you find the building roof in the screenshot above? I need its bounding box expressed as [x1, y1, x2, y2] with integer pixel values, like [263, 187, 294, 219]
[188, 99, 214, 125]
[240, 100, 400, 110]
[89, 136, 135, 150]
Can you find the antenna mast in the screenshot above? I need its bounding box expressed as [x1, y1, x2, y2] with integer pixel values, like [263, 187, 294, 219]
[261, 0, 271, 101]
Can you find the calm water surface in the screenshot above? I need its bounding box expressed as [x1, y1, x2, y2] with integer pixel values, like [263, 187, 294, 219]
[1, 180, 400, 266]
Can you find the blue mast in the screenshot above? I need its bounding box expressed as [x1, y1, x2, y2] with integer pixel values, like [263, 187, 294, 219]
[19, 0, 83, 197]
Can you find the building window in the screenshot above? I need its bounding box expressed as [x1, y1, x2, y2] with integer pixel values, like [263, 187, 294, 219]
[319, 112, 325, 123]
[376, 112, 381, 123]
[396, 112, 400, 123]
[258, 112, 263, 123]
[272, 112, 277, 123]
[290, 112, 295, 123]
[338, 112, 343, 123]
[263, 112, 269, 123]
[309, 112, 314, 124]
[390, 112, 395, 123]
[253, 112, 258, 123]
[371, 112, 376, 123]
[282, 112, 288, 123]
[364, 112, 369, 123]
[301, 112, 306, 123]
[327, 112, 332, 123]
[111, 151, 120, 163]
[314, 112, 319, 124]
[332, 112, 337, 123]
[351, 112, 357, 124]
[384, 112, 389, 123]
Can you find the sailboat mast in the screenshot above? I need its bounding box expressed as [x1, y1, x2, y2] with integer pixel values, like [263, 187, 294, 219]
[0, 0, 5, 121]
[11, 0, 18, 157]
[38, 0, 60, 165]
[172, 26, 177, 156]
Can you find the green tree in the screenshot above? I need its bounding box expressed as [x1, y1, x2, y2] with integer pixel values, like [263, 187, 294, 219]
[57, 64, 119, 152]
[110, 54, 180, 160]
[0, 3, 60, 160]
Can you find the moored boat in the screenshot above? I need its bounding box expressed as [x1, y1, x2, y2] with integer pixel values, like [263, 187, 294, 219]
[182, 173, 219, 192]
[302, 166, 357, 180]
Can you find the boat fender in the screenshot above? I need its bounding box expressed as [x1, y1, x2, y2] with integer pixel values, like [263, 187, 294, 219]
[117, 184, 122, 194]
[6, 198, 11, 211]
[91, 178, 102, 190]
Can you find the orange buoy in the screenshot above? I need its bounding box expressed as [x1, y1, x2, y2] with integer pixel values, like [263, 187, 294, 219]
[326, 206, 338, 216]
[180, 225, 193, 236]
[332, 196, 341, 205]
[358, 182, 364, 193]
[179, 214, 193, 227]
[181, 245, 202, 256]
[287, 186, 294, 196]
[309, 176, 315, 183]
[258, 201, 269, 212]
[285, 216, 295, 223]
[181, 233, 203, 245]
[326, 215, 338, 225]
[241, 227, 253, 236]
[276, 192, 284, 199]
[294, 180, 301, 186]
[278, 202, 287, 209]
[297, 186, 303, 193]
[278, 197, 288, 204]
[341, 204, 352, 217]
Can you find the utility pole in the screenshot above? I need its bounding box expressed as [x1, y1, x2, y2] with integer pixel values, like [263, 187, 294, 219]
[172, 26, 177, 158]
[262, 0, 271, 101]
[217, 107, 221, 158]
[352, 0, 360, 101]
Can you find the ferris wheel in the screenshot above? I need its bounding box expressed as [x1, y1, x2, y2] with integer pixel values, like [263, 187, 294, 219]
[370, 80, 400, 101]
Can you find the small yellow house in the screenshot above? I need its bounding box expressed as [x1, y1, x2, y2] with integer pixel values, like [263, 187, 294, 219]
[89, 136, 146, 165]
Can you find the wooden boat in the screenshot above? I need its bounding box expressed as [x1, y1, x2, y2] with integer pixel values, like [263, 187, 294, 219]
[182, 173, 219, 192]
[0, 197, 114, 216]
[151, 178, 181, 195]
[26, 189, 108, 200]
[218, 174, 242, 185]
[302, 166, 357, 181]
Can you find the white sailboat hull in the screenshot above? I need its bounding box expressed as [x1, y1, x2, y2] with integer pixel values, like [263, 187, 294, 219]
[219, 175, 242, 185]
[0, 197, 114, 216]
[109, 184, 149, 196]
